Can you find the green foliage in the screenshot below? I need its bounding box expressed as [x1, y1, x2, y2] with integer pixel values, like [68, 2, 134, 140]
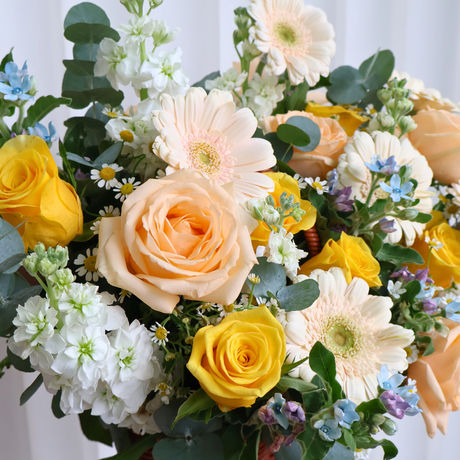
[302, 387, 328, 415]
[355, 438, 398, 460]
[0, 48, 13, 72]
[281, 356, 308, 375]
[375, 243, 424, 265]
[276, 279, 320, 312]
[324, 442, 353, 460]
[328, 50, 395, 105]
[52, 390, 66, 419]
[282, 116, 321, 153]
[22, 96, 72, 130]
[356, 398, 387, 418]
[100, 434, 158, 460]
[64, 2, 110, 28]
[192, 71, 221, 91]
[417, 335, 435, 356]
[20, 374, 43, 406]
[0, 219, 27, 274]
[286, 81, 310, 111]
[276, 375, 317, 393]
[274, 441, 302, 460]
[222, 425, 245, 460]
[341, 429, 356, 453]
[63, 59, 96, 76]
[277, 124, 311, 148]
[265, 132, 294, 163]
[173, 388, 216, 426]
[65, 23, 120, 45]
[248, 257, 287, 298]
[79, 410, 113, 446]
[7, 347, 34, 373]
[153, 435, 224, 460]
[296, 424, 333, 460]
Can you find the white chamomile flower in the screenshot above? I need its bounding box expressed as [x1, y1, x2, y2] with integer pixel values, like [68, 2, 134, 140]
[217, 303, 237, 318]
[118, 289, 132, 304]
[404, 344, 419, 364]
[118, 16, 155, 44]
[248, 273, 261, 285]
[102, 106, 125, 119]
[106, 118, 141, 147]
[438, 291, 460, 309]
[294, 173, 307, 189]
[74, 248, 104, 283]
[99, 205, 121, 218]
[425, 236, 443, 251]
[305, 177, 329, 195]
[197, 303, 217, 317]
[90, 220, 101, 235]
[113, 177, 141, 202]
[387, 280, 407, 300]
[155, 382, 173, 404]
[91, 163, 123, 189]
[150, 322, 169, 346]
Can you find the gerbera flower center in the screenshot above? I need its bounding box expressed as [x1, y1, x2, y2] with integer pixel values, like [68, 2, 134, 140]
[183, 130, 234, 183]
[84, 255, 98, 272]
[321, 315, 363, 359]
[155, 327, 168, 341]
[269, 11, 313, 56]
[100, 167, 116, 181]
[120, 130, 134, 143]
[120, 183, 134, 195]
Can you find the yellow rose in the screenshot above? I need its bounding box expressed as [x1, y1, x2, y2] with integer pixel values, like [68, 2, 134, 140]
[262, 111, 348, 178]
[305, 102, 368, 136]
[97, 169, 258, 314]
[187, 306, 286, 411]
[299, 233, 382, 287]
[409, 219, 460, 288]
[409, 109, 460, 184]
[251, 173, 316, 247]
[0, 136, 83, 250]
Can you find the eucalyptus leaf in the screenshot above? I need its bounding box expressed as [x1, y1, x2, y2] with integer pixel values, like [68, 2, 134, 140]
[64, 2, 110, 28]
[324, 442, 353, 460]
[7, 347, 34, 373]
[94, 142, 123, 168]
[0, 219, 27, 274]
[328, 66, 366, 104]
[79, 410, 113, 446]
[152, 434, 224, 460]
[286, 116, 321, 153]
[65, 23, 120, 45]
[264, 132, 293, 163]
[22, 96, 72, 129]
[192, 71, 221, 91]
[277, 124, 310, 148]
[100, 434, 157, 460]
[0, 253, 27, 275]
[222, 424, 245, 460]
[20, 373, 43, 406]
[276, 279, 320, 312]
[248, 257, 287, 298]
[63, 59, 95, 76]
[358, 50, 395, 92]
[73, 43, 99, 61]
[274, 441, 302, 460]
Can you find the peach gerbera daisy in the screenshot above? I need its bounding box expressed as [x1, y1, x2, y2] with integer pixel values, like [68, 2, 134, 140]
[248, 0, 336, 86]
[278, 268, 414, 403]
[151, 87, 276, 203]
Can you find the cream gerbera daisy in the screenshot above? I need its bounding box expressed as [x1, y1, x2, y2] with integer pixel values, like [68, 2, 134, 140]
[152, 87, 276, 202]
[74, 248, 104, 282]
[337, 131, 434, 246]
[248, 0, 336, 86]
[278, 267, 414, 403]
[90, 163, 123, 189]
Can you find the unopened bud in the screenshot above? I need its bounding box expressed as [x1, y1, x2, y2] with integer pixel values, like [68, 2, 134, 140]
[120, 0, 138, 14]
[378, 89, 392, 104]
[49, 268, 75, 289]
[263, 206, 280, 225]
[369, 426, 380, 435]
[381, 418, 398, 436]
[28, 76, 38, 97]
[370, 414, 386, 426]
[377, 112, 395, 128]
[165, 353, 176, 361]
[398, 208, 419, 220]
[34, 242, 46, 259]
[247, 198, 265, 220]
[185, 336, 194, 345]
[53, 245, 69, 268]
[291, 206, 306, 222]
[149, 0, 163, 8]
[399, 116, 417, 134]
[38, 258, 59, 277]
[22, 254, 39, 276]
[435, 320, 450, 337]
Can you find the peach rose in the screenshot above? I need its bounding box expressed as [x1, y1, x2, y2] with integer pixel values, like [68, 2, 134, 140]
[409, 109, 460, 184]
[262, 111, 348, 178]
[96, 169, 258, 313]
[409, 319, 460, 438]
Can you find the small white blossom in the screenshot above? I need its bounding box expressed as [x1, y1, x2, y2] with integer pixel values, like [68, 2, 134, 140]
[118, 289, 132, 304]
[205, 68, 248, 92]
[245, 73, 285, 119]
[305, 177, 329, 195]
[74, 248, 104, 283]
[102, 106, 125, 119]
[294, 174, 308, 190]
[118, 393, 163, 435]
[118, 16, 155, 44]
[387, 280, 407, 300]
[99, 205, 120, 218]
[425, 236, 444, 251]
[150, 322, 169, 346]
[113, 177, 141, 202]
[155, 382, 172, 404]
[263, 205, 280, 225]
[90, 163, 123, 189]
[405, 344, 419, 364]
[90, 220, 101, 235]
[152, 19, 180, 48]
[248, 273, 260, 285]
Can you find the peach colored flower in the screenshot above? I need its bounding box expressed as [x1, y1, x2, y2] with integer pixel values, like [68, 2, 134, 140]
[409, 319, 460, 438]
[262, 111, 347, 178]
[96, 169, 258, 314]
[409, 109, 460, 185]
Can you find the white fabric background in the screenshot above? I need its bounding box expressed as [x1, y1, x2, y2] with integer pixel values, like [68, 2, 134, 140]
[1, 0, 460, 459]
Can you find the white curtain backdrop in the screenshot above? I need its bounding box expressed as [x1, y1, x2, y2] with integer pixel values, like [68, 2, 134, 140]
[1, 0, 460, 459]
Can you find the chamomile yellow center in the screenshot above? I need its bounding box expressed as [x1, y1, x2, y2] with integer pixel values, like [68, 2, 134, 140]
[155, 327, 168, 341]
[100, 167, 116, 181]
[84, 255, 98, 272]
[223, 304, 235, 313]
[120, 183, 134, 195]
[312, 181, 323, 190]
[120, 130, 134, 143]
[404, 346, 413, 357]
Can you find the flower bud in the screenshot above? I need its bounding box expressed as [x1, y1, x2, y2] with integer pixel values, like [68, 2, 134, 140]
[291, 206, 306, 222]
[394, 88, 406, 99]
[378, 88, 392, 104]
[34, 242, 46, 259]
[381, 418, 398, 436]
[378, 218, 397, 234]
[53, 245, 69, 268]
[149, 0, 163, 8]
[284, 401, 306, 424]
[399, 116, 417, 134]
[242, 40, 261, 59]
[247, 198, 266, 220]
[370, 414, 385, 426]
[28, 76, 38, 97]
[263, 206, 280, 225]
[120, 0, 138, 14]
[398, 208, 419, 220]
[369, 426, 380, 435]
[49, 268, 75, 289]
[38, 258, 59, 277]
[378, 112, 395, 128]
[265, 195, 276, 208]
[22, 254, 39, 276]
[258, 405, 276, 425]
[435, 319, 450, 337]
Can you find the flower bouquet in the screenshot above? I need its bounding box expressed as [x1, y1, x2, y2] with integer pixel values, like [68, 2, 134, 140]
[2, 0, 460, 459]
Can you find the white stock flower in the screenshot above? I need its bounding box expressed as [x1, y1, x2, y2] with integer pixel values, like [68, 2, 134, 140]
[132, 48, 189, 99]
[94, 38, 138, 89]
[205, 68, 248, 92]
[118, 16, 155, 44]
[152, 19, 180, 48]
[245, 73, 285, 119]
[51, 325, 109, 390]
[118, 393, 163, 435]
[387, 280, 406, 300]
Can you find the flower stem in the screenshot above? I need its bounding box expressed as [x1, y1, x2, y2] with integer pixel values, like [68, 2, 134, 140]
[16, 105, 26, 134]
[139, 41, 149, 101]
[0, 118, 10, 138]
[426, 247, 433, 270]
[365, 175, 380, 207]
[255, 58, 266, 76]
[232, 90, 243, 104]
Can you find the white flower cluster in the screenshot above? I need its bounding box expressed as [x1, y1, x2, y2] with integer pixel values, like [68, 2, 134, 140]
[244, 74, 285, 119]
[9, 252, 169, 432]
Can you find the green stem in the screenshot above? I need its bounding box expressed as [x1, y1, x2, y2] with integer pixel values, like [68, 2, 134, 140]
[0, 356, 11, 379]
[0, 118, 10, 138]
[233, 90, 243, 104]
[139, 41, 149, 101]
[426, 247, 433, 270]
[255, 58, 266, 76]
[281, 144, 293, 162]
[365, 175, 380, 207]
[16, 105, 25, 133]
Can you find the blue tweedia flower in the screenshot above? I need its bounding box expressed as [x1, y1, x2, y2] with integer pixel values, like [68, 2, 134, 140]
[415, 282, 440, 301]
[365, 155, 400, 175]
[327, 168, 339, 193]
[313, 418, 342, 442]
[333, 399, 360, 428]
[379, 174, 414, 202]
[28, 122, 59, 144]
[0, 61, 28, 83]
[445, 300, 460, 323]
[0, 71, 33, 101]
[267, 393, 289, 429]
[377, 365, 405, 391]
[394, 386, 422, 416]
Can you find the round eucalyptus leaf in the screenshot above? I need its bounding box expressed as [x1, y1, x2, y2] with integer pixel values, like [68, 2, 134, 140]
[328, 66, 367, 104]
[277, 124, 310, 147]
[286, 116, 321, 152]
[0, 219, 25, 274]
[64, 3, 110, 29]
[152, 434, 224, 460]
[359, 50, 395, 92]
[265, 132, 293, 163]
[64, 23, 120, 45]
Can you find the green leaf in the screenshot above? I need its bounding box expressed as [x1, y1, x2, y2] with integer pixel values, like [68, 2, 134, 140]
[276, 160, 297, 177]
[73, 43, 99, 61]
[73, 219, 98, 242]
[274, 441, 302, 460]
[401, 280, 421, 304]
[63, 59, 95, 76]
[302, 388, 328, 414]
[94, 142, 123, 168]
[79, 410, 113, 447]
[66, 153, 95, 168]
[282, 356, 309, 375]
[22, 96, 72, 130]
[286, 116, 321, 153]
[413, 312, 435, 332]
[248, 257, 287, 298]
[0, 218, 27, 274]
[277, 124, 311, 148]
[265, 132, 293, 163]
[276, 375, 317, 393]
[152, 434, 224, 460]
[7, 347, 34, 373]
[412, 212, 433, 224]
[0, 48, 13, 72]
[240, 429, 261, 460]
[359, 50, 395, 92]
[173, 388, 216, 427]
[355, 438, 398, 460]
[65, 23, 120, 45]
[356, 398, 387, 417]
[296, 424, 332, 460]
[20, 373, 43, 406]
[192, 71, 221, 91]
[287, 81, 310, 111]
[222, 425, 245, 460]
[309, 342, 344, 403]
[341, 429, 356, 453]
[328, 66, 367, 105]
[416, 335, 435, 356]
[100, 434, 157, 460]
[324, 442, 353, 460]
[64, 2, 110, 28]
[376, 243, 424, 265]
[0, 253, 27, 275]
[277, 279, 320, 312]
[52, 390, 66, 419]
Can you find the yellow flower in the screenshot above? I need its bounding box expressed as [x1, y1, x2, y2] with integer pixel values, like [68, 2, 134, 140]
[251, 173, 316, 247]
[409, 213, 460, 288]
[305, 102, 368, 136]
[0, 136, 83, 250]
[187, 306, 286, 411]
[299, 233, 382, 287]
